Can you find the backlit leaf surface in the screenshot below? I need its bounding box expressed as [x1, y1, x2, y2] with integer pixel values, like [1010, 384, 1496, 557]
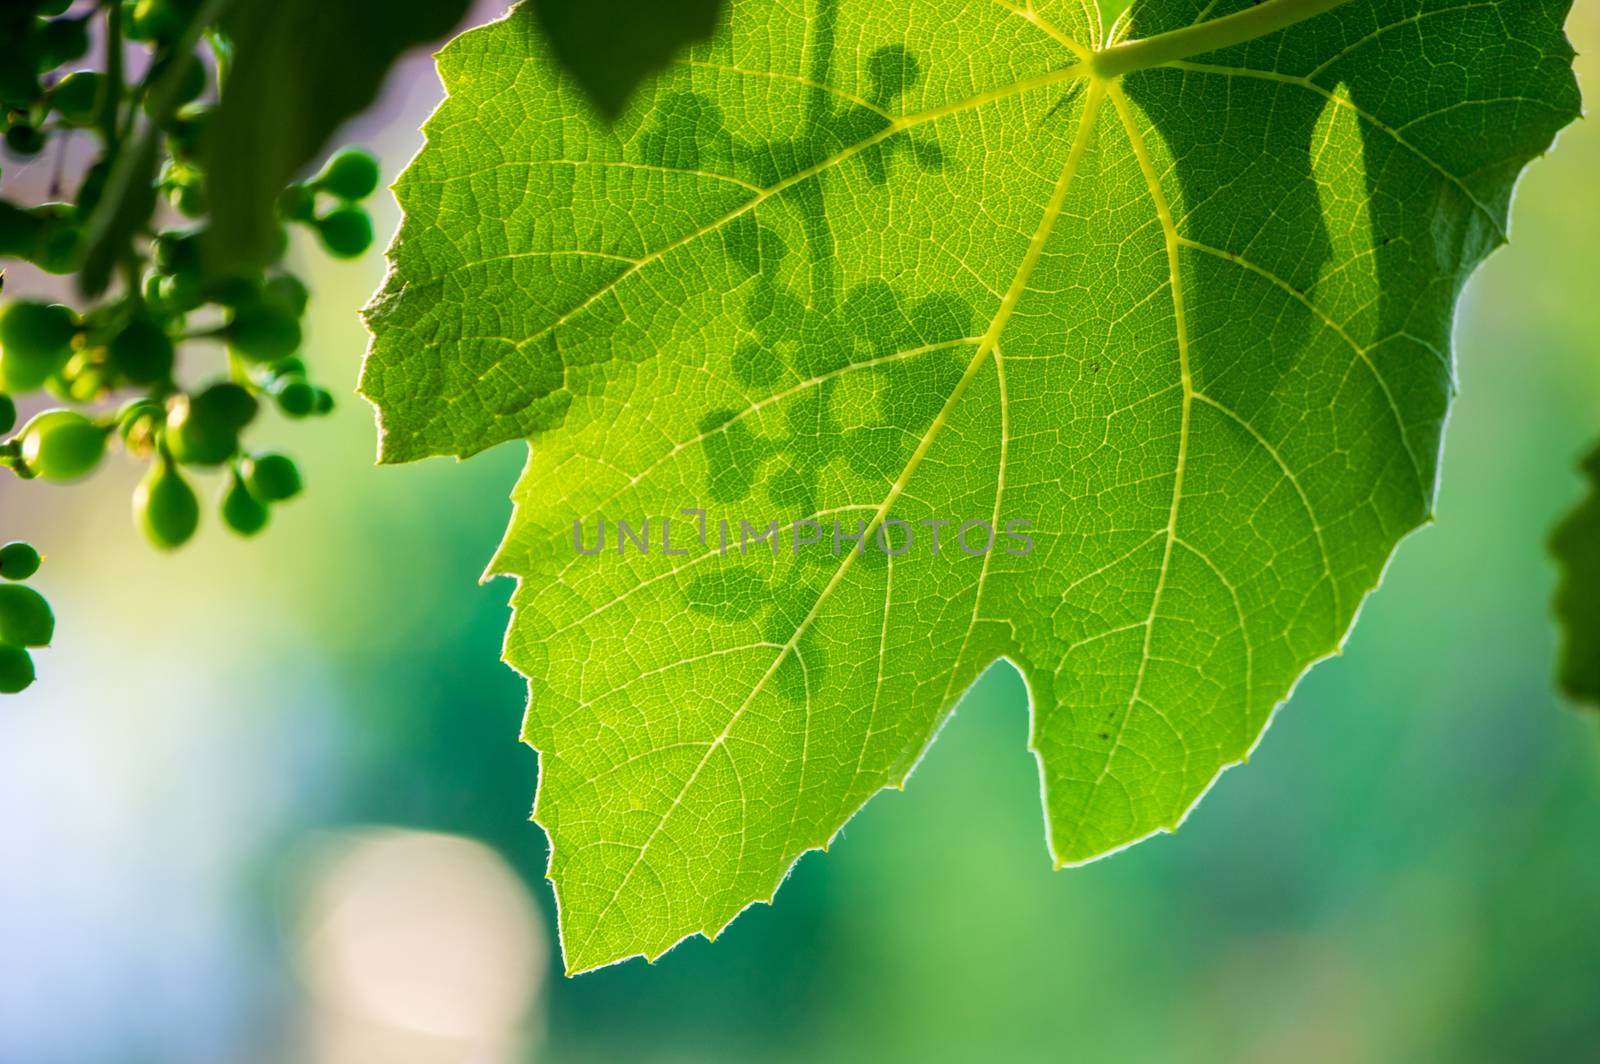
[362, 0, 1580, 972]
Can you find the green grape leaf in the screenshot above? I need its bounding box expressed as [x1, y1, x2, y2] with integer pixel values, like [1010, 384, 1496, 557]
[201, 0, 474, 276]
[362, 0, 1579, 973]
[1552, 444, 1600, 708]
[530, 0, 725, 119]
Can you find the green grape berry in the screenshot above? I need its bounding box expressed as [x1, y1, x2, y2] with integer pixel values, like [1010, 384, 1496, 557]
[261, 274, 309, 318]
[0, 300, 77, 357]
[275, 378, 316, 419]
[242, 452, 301, 502]
[220, 469, 269, 537]
[36, 17, 90, 71]
[0, 643, 34, 695]
[115, 396, 163, 449]
[204, 273, 261, 308]
[51, 69, 103, 125]
[268, 356, 306, 379]
[4, 122, 46, 157]
[0, 542, 41, 581]
[29, 219, 83, 276]
[314, 148, 381, 201]
[0, 41, 41, 109]
[0, 300, 77, 392]
[0, 203, 40, 259]
[166, 382, 257, 466]
[20, 408, 107, 482]
[127, 0, 192, 42]
[0, 584, 54, 647]
[165, 408, 232, 466]
[143, 53, 206, 113]
[200, 382, 259, 428]
[164, 103, 212, 158]
[58, 353, 106, 403]
[157, 271, 204, 313]
[313, 205, 373, 259]
[226, 302, 301, 363]
[134, 455, 200, 550]
[168, 178, 207, 218]
[312, 387, 335, 416]
[108, 319, 175, 385]
[152, 229, 200, 276]
[0, 392, 14, 435]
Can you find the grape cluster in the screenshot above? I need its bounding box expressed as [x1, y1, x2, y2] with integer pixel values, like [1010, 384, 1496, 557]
[0, 0, 380, 693]
[0, 542, 50, 694]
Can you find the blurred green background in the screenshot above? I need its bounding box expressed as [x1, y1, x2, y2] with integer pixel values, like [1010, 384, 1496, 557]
[2, 5, 1597, 1062]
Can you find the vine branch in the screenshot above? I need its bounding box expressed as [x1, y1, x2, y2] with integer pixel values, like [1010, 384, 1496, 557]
[1092, 0, 1356, 80]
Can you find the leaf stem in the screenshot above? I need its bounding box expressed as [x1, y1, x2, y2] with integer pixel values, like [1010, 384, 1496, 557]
[99, 0, 123, 156]
[1092, 0, 1355, 80]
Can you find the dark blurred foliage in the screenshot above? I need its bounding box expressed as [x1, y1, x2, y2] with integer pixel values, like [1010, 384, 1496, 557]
[202, 0, 474, 275]
[528, 0, 723, 118]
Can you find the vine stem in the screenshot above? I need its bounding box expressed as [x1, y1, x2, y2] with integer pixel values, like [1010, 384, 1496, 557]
[1092, 0, 1355, 79]
[99, 0, 123, 157]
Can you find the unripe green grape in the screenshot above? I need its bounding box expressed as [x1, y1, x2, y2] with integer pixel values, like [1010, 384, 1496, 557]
[0, 54, 41, 111]
[0, 203, 40, 258]
[142, 271, 166, 308]
[116, 396, 163, 449]
[51, 69, 103, 125]
[0, 348, 55, 394]
[198, 382, 259, 428]
[0, 300, 76, 392]
[36, 17, 89, 71]
[0, 643, 34, 695]
[30, 222, 83, 275]
[313, 205, 373, 258]
[204, 274, 260, 309]
[242, 452, 301, 502]
[0, 392, 14, 435]
[108, 319, 174, 385]
[164, 103, 212, 158]
[157, 271, 203, 313]
[0, 542, 41, 581]
[166, 408, 233, 466]
[312, 387, 335, 416]
[20, 409, 107, 482]
[143, 53, 205, 113]
[166, 383, 256, 466]
[262, 274, 309, 318]
[127, 0, 191, 42]
[58, 356, 105, 403]
[220, 469, 269, 537]
[134, 455, 200, 550]
[314, 148, 381, 201]
[0, 584, 54, 647]
[268, 356, 306, 379]
[275, 378, 316, 419]
[20, 202, 84, 274]
[165, 176, 207, 218]
[152, 228, 201, 276]
[0, 300, 76, 358]
[4, 123, 46, 157]
[225, 302, 301, 363]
